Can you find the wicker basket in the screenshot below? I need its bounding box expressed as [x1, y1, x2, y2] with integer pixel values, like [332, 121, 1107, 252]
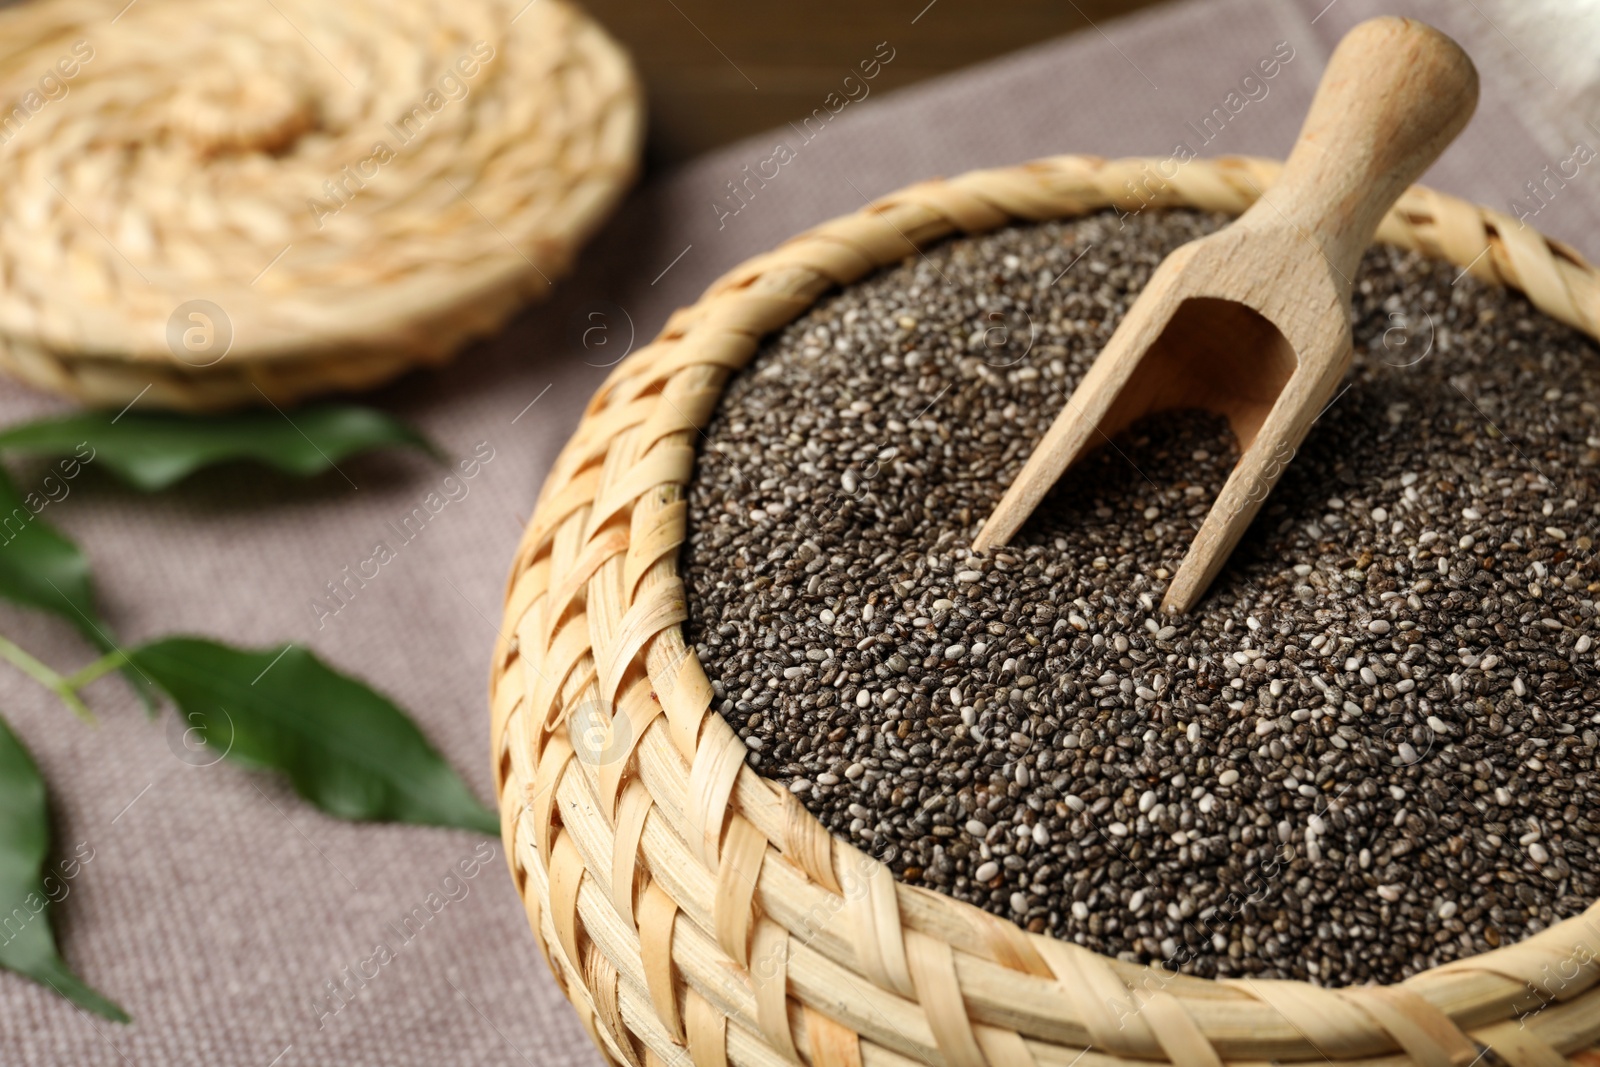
[490, 155, 1600, 1067]
[0, 0, 641, 411]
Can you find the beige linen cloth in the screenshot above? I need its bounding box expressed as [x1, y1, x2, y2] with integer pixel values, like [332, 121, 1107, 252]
[0, 0, 1590, 1062]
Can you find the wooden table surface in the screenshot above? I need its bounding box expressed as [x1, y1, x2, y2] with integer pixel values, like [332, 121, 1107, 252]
[579, 0, 1173, 169]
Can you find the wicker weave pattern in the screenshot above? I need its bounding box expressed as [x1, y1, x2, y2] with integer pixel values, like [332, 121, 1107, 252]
[0, 0, 640, 410]
[490, 155, 1600, 1067]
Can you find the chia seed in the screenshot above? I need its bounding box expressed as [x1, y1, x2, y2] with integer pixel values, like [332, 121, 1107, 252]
[680, 208, 1600, 987]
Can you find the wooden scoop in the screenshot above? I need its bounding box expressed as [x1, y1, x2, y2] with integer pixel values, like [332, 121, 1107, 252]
[973, 16, 1478, 612]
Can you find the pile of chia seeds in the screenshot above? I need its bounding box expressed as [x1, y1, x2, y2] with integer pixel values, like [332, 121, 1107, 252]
[679, 208, 1600, 986]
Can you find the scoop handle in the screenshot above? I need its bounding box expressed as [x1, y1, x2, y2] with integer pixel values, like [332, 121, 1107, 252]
[1254, 17, 1477, 283]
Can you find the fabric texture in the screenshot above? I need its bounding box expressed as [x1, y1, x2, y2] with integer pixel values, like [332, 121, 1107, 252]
[0, 0, 1589, 1062]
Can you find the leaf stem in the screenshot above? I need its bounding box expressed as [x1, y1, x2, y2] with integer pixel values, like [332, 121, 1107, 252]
[64, 649, 129, 691]
[0, 632, 97, 724]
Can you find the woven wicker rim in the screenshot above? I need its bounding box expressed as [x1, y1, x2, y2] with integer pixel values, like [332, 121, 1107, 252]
[0, 0, 641, 411]
[490, 154, 1600, 1067]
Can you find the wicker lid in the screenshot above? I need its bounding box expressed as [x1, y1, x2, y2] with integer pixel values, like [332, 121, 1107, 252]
[0, 0, 642, 410]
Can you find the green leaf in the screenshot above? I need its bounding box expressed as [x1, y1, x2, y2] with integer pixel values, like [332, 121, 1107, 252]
[0, 712, 128, 1021]
[0, 468, 100, 640]
[0, 470, 155, 713]
[0, 406, 437, 491]
[129, 639, 497, 833]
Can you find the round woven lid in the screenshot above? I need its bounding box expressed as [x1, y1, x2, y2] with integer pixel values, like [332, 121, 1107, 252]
[0, 0, 642, 410]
